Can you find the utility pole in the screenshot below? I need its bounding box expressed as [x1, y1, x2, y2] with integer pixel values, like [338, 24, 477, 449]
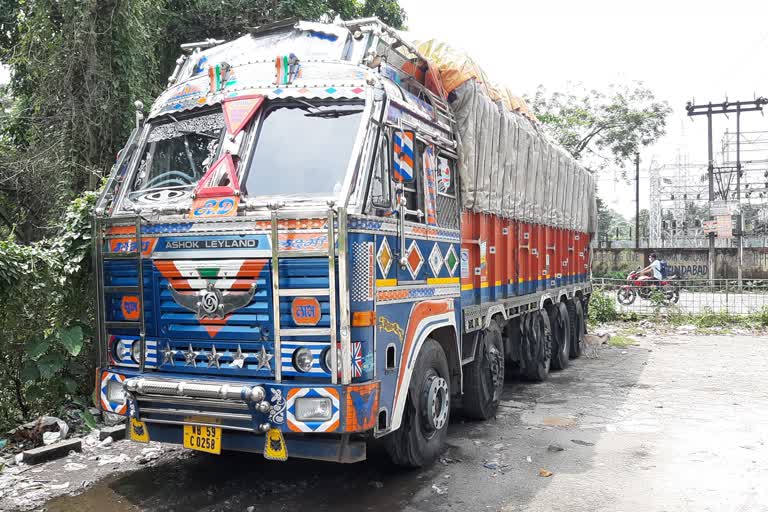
[685, 97, 768, 287]
[635, 152, 640, 249]
[736, 105, 743, 291]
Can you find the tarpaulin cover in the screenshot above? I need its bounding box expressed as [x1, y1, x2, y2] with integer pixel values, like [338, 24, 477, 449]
[414, 39, 492, 96]
[412, 38, 597, 234]
[417, 76, 594, 232]
[414, 40, 537, 122]
[445, 80, 595, 232]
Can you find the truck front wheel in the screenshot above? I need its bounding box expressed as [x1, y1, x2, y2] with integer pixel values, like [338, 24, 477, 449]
[386, 338, 450, 467]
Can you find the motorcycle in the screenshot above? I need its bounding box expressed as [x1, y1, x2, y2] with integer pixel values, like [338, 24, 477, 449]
[616, 269, 680, 305]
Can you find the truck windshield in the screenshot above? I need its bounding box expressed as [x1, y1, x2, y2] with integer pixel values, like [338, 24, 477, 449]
[243, 102, 363, 198]
[127, 110, 225, 203]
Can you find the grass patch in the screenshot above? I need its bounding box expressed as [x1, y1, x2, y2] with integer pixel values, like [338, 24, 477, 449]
[608, 334, 634, 347]
[593, 305, 768, 333]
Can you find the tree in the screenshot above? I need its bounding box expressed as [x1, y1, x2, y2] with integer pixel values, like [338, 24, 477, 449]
[0, 0, 407, 430]
[629, 208, 649, 239]
[0, 0, 407, 243]
[596, 196, 630, 241]
[527, 82, 672, 174]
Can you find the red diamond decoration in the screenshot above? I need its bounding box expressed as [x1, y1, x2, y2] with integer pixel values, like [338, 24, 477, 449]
[405, 241, 424, 280]
[351, 87, 364, 95]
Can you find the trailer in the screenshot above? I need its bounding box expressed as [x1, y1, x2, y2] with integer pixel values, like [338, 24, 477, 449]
[93, 18, 596, 467]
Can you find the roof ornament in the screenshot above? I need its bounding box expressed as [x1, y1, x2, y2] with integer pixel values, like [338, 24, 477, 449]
[208, 62, 232, 93]
[275, 53, 301, 86]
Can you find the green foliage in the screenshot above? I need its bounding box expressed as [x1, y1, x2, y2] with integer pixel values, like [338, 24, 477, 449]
[751, 306, 768, 327]
[80, 408, 98, 431]
[592, 270, 628, 280]
[588, 290, 618, 324]
[608, 334, 633, 348]
[648, 289, 667, 309]
[527, 82, 672, 173]
[0, 191, 97, 431]
[0, 0, 407, 432]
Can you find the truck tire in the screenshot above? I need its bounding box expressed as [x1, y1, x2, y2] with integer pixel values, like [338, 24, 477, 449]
[463, 320, 505, 420]
[386, 338, 451, 467]
[522, 309, 552, 382]
[567, 300, 582, 359]
[550, 302, 571, 370]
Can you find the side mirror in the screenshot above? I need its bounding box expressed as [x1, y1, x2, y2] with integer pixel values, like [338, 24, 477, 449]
[393, 129, 415, 184]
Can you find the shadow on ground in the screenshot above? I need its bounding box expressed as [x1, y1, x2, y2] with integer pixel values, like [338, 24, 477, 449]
[47, 345, 650, 512]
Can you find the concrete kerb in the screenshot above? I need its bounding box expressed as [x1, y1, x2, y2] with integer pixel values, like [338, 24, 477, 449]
[17, 425, 127, 466]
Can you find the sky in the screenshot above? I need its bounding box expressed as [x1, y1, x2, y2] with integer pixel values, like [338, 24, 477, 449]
[399, 0, 768, 218]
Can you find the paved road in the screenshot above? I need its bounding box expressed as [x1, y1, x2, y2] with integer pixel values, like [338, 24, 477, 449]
[12, 333, 768, 511]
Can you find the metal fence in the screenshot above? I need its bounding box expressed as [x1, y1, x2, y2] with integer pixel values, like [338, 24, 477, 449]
[592, 277, 768, 316]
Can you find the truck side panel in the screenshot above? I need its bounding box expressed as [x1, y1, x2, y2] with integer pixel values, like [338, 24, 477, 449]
[461, 210, 592, 306]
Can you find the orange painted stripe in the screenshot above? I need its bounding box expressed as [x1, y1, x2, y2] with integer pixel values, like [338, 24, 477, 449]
[238, 260, 267, 276]
[393, 300, 453, 413]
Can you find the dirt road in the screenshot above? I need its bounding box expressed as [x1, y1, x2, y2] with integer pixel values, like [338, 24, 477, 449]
[4, 332, 767, 512]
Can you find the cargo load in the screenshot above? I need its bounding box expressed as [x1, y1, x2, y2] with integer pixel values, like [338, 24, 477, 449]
[415, 39, 597, 235]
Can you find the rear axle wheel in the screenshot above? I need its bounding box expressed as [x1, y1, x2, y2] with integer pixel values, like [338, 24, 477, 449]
[463, 320, 505, 420]
[550, 302, 571, 370]
[521, 309, 552, 382]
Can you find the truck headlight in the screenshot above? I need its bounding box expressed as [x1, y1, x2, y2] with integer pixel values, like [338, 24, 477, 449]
[106, 378, 126, 403]
[130, 340, 142, 363]
[323, 348, 342, 373]
[295, 397, 332, 421]
[293, 347, 314, 373]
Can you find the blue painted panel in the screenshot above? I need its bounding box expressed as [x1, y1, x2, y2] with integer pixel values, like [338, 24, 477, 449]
[373, 301, 412, 428]
[104, 261, 156, 336]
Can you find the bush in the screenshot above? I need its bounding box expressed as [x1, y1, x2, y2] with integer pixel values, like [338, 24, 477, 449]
[592, 270, 628, 280]
[588, 290, 618, 324]
[751, 306, 768, 327]
[0, 192, 97, 432]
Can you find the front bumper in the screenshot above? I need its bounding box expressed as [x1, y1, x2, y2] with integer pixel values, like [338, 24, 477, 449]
[98, 368, 379, 438]
[145, 422, 367, 463]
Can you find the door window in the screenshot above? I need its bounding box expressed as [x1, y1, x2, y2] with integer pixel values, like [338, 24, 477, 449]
[368, 132, 392, 213]
[402, 139, 426, 223]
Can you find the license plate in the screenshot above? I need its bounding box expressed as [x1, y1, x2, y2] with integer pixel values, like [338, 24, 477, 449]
[183, 425, 221, 454]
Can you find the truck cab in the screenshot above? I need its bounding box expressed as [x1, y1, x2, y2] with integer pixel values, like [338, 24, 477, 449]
[94, 18, 463, 464]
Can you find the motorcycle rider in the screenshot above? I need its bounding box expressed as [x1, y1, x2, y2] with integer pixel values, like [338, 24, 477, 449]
[639, 252, 662, 286]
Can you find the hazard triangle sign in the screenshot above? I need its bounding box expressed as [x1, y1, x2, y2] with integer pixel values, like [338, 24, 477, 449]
[222, 95, 265, 137]
[193, 153, 240, 198]
[189, 153, 241, 219]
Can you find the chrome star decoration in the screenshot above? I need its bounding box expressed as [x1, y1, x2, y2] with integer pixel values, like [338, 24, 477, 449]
[162, 343, 176, 367]
[184, 344, 199, 367]
[231, 345, 247, 368]
[207, 345, 223, 369]
[255, 345, 273, 371]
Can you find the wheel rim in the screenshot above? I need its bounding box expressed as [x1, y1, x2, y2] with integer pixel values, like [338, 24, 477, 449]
[557, 305, 569, 359]
[479, 342, 502, 403]
[617, 288, 633, 305]
[534, 313, 551, 366]
[422, 372, 449, 435]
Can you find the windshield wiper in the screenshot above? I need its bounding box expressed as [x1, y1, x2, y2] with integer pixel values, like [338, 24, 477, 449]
[303, 109, 363, 119]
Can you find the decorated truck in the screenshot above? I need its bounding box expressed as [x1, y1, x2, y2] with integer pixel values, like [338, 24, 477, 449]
[93, 18, 596, 466]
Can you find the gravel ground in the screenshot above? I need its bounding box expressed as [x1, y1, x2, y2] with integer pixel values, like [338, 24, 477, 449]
[3, 332, 768, 512]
